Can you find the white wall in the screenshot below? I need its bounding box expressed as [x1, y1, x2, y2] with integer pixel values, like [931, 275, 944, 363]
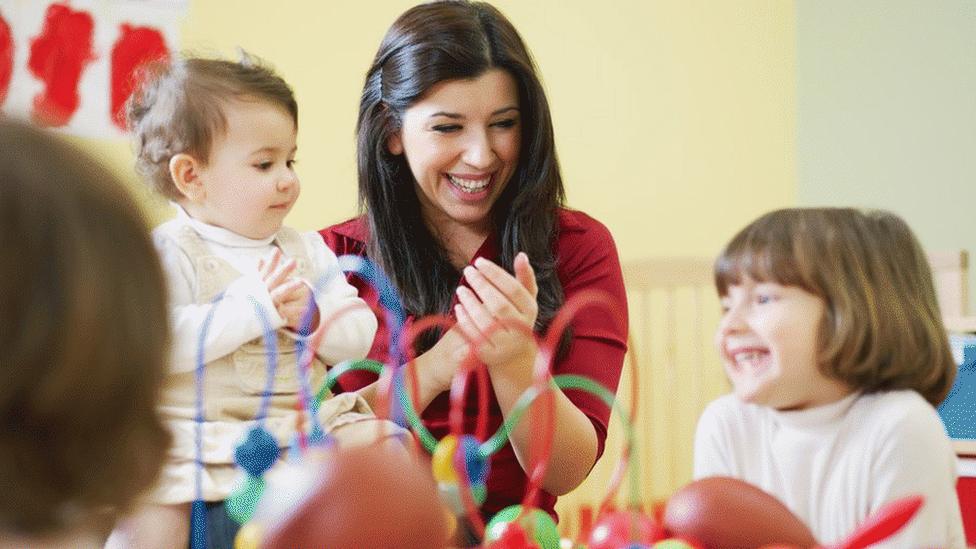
[796, 0, 976, 312]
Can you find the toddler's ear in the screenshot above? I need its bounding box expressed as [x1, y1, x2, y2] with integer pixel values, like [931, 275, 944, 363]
[169, 153, 205, 201]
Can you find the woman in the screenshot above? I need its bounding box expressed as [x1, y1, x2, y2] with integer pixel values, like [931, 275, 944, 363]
[320, 0, 628, 529]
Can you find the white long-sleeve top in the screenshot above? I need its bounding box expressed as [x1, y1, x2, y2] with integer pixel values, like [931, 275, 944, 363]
[694, 390, 965, 548]
[153, 205, 377, 373]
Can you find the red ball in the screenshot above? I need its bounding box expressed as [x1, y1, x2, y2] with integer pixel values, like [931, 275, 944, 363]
[484, 522, 540, 549]
[258, 443, 450, 549]
[588, 509, 667, 549]
[663, 477, 817, 549]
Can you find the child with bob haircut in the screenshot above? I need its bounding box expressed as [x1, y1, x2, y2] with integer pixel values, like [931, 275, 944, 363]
[0, 120, 170, 548]
[112, 54, 395, 547]
[695, 207, 965, 548]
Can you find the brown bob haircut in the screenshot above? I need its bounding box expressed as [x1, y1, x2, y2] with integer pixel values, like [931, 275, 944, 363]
[0, 120, 171, 534]
[127, 52, 297, 201]
[714, 207, 955, 406]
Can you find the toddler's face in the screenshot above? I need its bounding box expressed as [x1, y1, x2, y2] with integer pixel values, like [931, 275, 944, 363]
[192, 99, 298, 239]
[715, 278, 849, 410]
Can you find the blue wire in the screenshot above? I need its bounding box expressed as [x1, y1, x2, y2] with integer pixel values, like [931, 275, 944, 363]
[294, 270, 333, 439]
[331, 255, 409, 425]
[191, 291, 226, 549]
[190, 268, 339, 547]
[333, 255, 406, 367]
[247, 297, 278, 423]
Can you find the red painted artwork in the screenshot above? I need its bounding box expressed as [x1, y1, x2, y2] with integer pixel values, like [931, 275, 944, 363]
[27, 3, 96, 126]
[111, 24, 168, 129]
[0, 10, 12, 107]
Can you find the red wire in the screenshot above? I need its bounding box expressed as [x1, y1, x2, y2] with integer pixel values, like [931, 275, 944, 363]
[529, 289, 633, 520]
[598, 343, 641, 516]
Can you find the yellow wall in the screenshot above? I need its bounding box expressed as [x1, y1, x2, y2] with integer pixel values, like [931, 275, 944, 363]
[79, 0, 795, 262]
[74, 0, 795, 524]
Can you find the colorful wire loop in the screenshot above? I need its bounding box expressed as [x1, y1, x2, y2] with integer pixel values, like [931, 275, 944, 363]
[193, 255, 640, 549]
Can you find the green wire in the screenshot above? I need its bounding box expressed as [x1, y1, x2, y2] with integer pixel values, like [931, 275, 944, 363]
[315, 358, 439, 452]
[552, 375, 640, 509]
[315, 359, 384, 403]
[317, 363, 640, 508]
[397, 369, 438, 451]
[479, 374, 640, 508]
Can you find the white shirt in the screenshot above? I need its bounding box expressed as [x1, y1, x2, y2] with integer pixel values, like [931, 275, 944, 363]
[694, 390, 965, 548]
[153, 205, 377, 373]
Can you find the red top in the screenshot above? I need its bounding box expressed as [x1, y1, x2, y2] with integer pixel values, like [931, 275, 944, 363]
[319, 208, 628, 520]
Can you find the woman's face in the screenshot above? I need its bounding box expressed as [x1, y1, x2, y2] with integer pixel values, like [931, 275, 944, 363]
[388, 68, 521, 237]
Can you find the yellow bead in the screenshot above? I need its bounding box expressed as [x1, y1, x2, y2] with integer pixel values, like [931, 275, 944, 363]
[234, 522, 263, 549]
[432, 435, 459, 483]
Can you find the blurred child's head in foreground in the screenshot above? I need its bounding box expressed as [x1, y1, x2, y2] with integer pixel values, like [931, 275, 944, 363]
[0, 120, 170, 538]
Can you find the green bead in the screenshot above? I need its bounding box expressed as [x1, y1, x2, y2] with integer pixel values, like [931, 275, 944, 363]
[225, 475, 266, 524]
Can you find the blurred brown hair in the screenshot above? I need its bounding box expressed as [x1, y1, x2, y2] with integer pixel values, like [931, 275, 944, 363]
[127, 52, 297, 200]
[715, 207, 954, 405]
[0, 120, 171, 534]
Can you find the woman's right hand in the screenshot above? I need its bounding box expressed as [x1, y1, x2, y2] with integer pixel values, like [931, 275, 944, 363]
[408, 325, 471, 404]
[357, 323, 472, 414]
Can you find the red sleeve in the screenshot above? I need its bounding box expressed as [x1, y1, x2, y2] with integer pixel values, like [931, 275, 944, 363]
[319, 221, 366, 257]
[553, 211, 629, 462]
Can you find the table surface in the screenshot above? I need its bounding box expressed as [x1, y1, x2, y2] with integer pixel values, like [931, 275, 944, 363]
[957, 440, 976, 457]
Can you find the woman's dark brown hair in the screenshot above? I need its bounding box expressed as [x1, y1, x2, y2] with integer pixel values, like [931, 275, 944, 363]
[0, 120, 171, 534]
[715, 207, 955, 405]
[357, 0, 567, 351]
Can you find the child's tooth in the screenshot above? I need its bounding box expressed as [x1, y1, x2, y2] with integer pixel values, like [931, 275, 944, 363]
[734, 351, 763, 364]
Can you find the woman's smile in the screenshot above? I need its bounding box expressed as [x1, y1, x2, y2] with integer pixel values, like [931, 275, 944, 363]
[445, 172, 493, 200]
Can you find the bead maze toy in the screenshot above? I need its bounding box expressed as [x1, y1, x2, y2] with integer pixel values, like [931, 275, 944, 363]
[186, 256, 925, 548]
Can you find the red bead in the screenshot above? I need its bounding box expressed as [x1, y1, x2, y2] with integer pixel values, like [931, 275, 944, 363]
[485, 522, 540, 549]
[589, 510, 666, 549]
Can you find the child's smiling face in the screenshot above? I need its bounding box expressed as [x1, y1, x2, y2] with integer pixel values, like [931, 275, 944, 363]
[189, 98, 299, 240]
[716, 278, 852, 411]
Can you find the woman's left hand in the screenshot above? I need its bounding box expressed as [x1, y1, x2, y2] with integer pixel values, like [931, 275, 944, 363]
[453, 252, 539, 374]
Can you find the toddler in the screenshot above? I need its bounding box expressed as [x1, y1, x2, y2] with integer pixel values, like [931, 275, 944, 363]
[695, 207, 965, 547]
[113, 54, 393, 548]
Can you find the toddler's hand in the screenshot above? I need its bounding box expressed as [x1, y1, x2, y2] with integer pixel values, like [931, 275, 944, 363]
[258, 249, 319, 333]
[277, 281, 319, 335]
[258, 248, 297, 295]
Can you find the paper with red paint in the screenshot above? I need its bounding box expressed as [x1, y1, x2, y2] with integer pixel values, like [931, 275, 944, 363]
[0, 0, 181, 138]
[0, 9, 12, 106]
[28, 3, 97, 126]
[111, 23, 168, 129]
